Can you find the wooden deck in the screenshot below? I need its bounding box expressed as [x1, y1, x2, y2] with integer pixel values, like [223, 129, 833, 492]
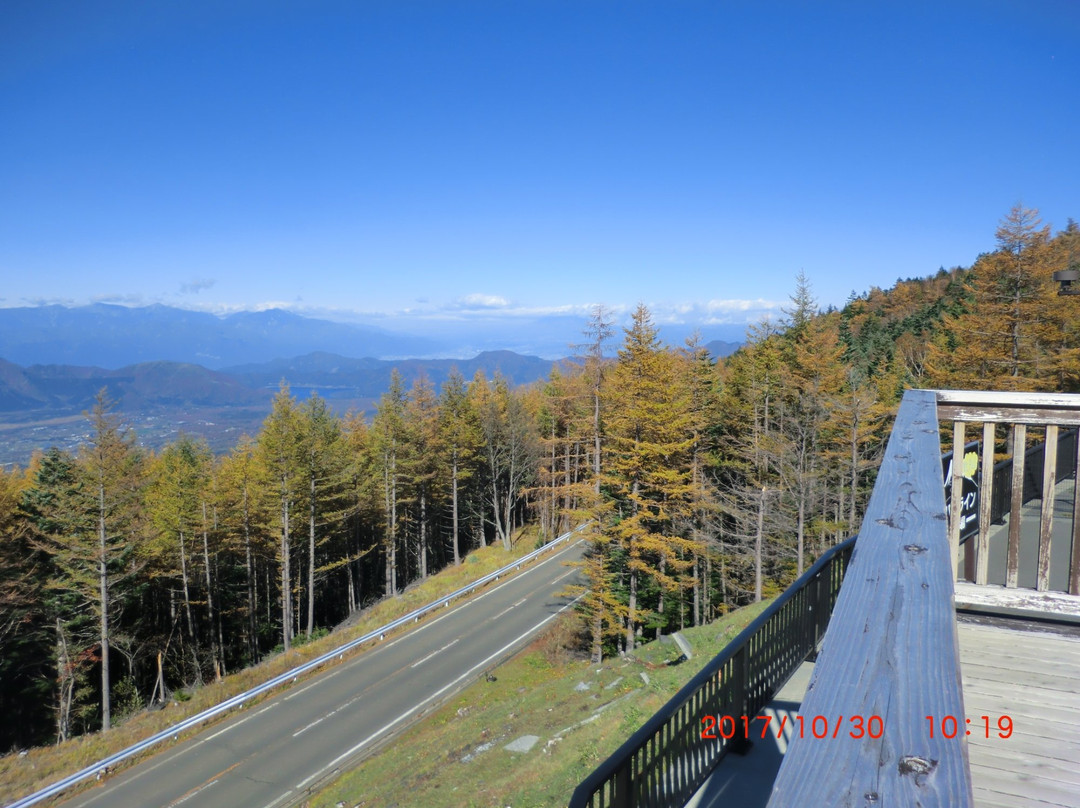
[958, 618, 1080, 808]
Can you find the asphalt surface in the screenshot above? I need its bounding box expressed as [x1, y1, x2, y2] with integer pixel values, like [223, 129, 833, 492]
[52, 539, 586, 808]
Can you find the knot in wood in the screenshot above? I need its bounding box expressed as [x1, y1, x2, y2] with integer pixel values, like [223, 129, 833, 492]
[904, 544, 928, 555]
[864, 793, 880, 803]
[898, 755, 938, 780]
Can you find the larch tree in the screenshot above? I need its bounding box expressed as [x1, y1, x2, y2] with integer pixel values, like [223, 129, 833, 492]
[80, 391, 144, 731]
[146, 435, 215, 683]
[603, 305, 696, 649]
[372, 371, 407, 596]
[932, 204, 1056, 390]
[298, 393, 347, 638]
[438, 368, 481, 565]
[476, 372, 539, 551]
[402, 376, 442, 579]
[257, 383, 304, 652]
[214, 437, 273, 665]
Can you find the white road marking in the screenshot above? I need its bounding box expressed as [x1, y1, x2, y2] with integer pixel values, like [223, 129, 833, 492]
[257, 789, 293, 808]
[165, 778, 217, 807]
[300, 593, 586, 787]
[491, 598, 528, 621]
[205, 703, 278, 741]
[410, 638, 461, 669]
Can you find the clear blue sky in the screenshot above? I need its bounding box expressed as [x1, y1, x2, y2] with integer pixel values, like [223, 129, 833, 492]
[2, 0, 1077, 346]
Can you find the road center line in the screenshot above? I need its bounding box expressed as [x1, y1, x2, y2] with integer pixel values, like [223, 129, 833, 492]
[491, 597, 528, 621]
[410, 638, 461, 669]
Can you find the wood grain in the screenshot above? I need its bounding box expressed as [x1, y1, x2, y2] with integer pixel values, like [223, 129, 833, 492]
[767, 389, 973, 807]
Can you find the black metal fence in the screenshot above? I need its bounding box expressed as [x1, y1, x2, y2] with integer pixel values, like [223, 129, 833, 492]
[568, 535, 856, 808]
[986, 427, 1078, 526]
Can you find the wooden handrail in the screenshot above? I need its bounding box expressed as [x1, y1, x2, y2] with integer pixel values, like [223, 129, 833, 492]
[767, 390, 973, 806]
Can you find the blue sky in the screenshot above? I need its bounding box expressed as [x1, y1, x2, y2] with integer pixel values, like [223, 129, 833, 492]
[1, 0, 1078, 353]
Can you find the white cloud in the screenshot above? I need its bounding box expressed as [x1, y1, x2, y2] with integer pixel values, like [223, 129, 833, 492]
[180, 278, 216, 295]
[456, 293, 512, 309]
[704, 298, 782, 313]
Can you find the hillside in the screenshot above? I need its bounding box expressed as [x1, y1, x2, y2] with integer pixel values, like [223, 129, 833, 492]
[0, 350, 561, 466]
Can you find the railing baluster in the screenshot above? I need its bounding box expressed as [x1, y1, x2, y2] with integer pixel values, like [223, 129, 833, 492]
[1072, 431, 1080, 596]
[951, 420, 966, 577]
[977, 421, 994, 584]
[1008, 423, 1026, 588]
[1038, 425, 1058, 591]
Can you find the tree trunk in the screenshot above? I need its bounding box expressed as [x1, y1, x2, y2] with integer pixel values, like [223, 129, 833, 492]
[243, 488, 257, 662]
[420, 490, 428, 579]
[451, 452, 460, 565]
[201, 502, 222, 681]
[755, 486, 765, 603]
[307, 472, 316, 639]
[281, 493, 292, 652]
[98, 492, 111, 732]
[56, 617, 72, 743]
[178, 531, 195, 642]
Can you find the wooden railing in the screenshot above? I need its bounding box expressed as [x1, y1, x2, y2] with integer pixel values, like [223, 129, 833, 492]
[937, 390, 1080, 595]
[571, 389, 1080, 808]
[768, 389, 972, 806]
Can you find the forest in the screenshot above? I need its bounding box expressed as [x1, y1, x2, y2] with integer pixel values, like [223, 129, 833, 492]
[1, 204, 1078, 751]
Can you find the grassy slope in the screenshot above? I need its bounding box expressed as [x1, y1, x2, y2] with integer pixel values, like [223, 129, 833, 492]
[0, 535, 543, 805]
[306, 600, 772, 808]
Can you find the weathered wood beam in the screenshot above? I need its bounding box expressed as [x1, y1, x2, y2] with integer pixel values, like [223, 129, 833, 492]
[976, 422, 994, 585]
[767, 389, 973, 807]
[1006, 423, 1025, 589]
[937, 404, 1080, 426]
[951, 420, 966, 578]
[1072, 439, 1080, 597]
[1037, 425, 1058, 592]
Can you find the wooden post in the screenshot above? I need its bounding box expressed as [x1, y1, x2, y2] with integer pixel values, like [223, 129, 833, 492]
[1037, 425, 1058, 591]
[1007, 423, 1026, 589]
[976, 422, 994, 585]
[951, 420, 966, 580]
[1072, 429, 1080, 596]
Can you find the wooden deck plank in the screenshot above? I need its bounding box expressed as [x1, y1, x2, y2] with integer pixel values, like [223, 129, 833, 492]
[958, 620, 1080, 808]
[970, 746, 1080, 788]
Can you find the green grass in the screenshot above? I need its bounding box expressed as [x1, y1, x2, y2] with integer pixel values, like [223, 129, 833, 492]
[0, 530, 545, 806]
[305, 599, 772, 808]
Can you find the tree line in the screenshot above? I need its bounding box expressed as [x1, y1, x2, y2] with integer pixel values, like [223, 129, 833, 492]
[1, 204, 1077, 750]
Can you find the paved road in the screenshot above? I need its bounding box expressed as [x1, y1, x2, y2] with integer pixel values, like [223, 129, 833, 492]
[54, 539, 586, 808]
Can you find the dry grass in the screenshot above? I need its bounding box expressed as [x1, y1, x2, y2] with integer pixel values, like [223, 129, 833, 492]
[0, 530, 546, 805]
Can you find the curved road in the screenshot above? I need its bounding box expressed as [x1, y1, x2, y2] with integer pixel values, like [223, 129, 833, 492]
[53, 539, 586, 808]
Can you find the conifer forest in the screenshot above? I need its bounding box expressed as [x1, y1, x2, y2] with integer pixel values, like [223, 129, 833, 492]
[1, 205, 1078, 751]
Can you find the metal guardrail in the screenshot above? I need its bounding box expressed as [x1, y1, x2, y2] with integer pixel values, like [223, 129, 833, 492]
[6, 524, 588, 808]
[569, 534, 855, 808]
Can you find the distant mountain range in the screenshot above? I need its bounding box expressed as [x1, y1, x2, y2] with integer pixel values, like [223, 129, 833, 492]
[0, 304, 742, 369]
[0, 351, 562, 466]
[0, 304, 741, 466]
[0, 303, 439, 369]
